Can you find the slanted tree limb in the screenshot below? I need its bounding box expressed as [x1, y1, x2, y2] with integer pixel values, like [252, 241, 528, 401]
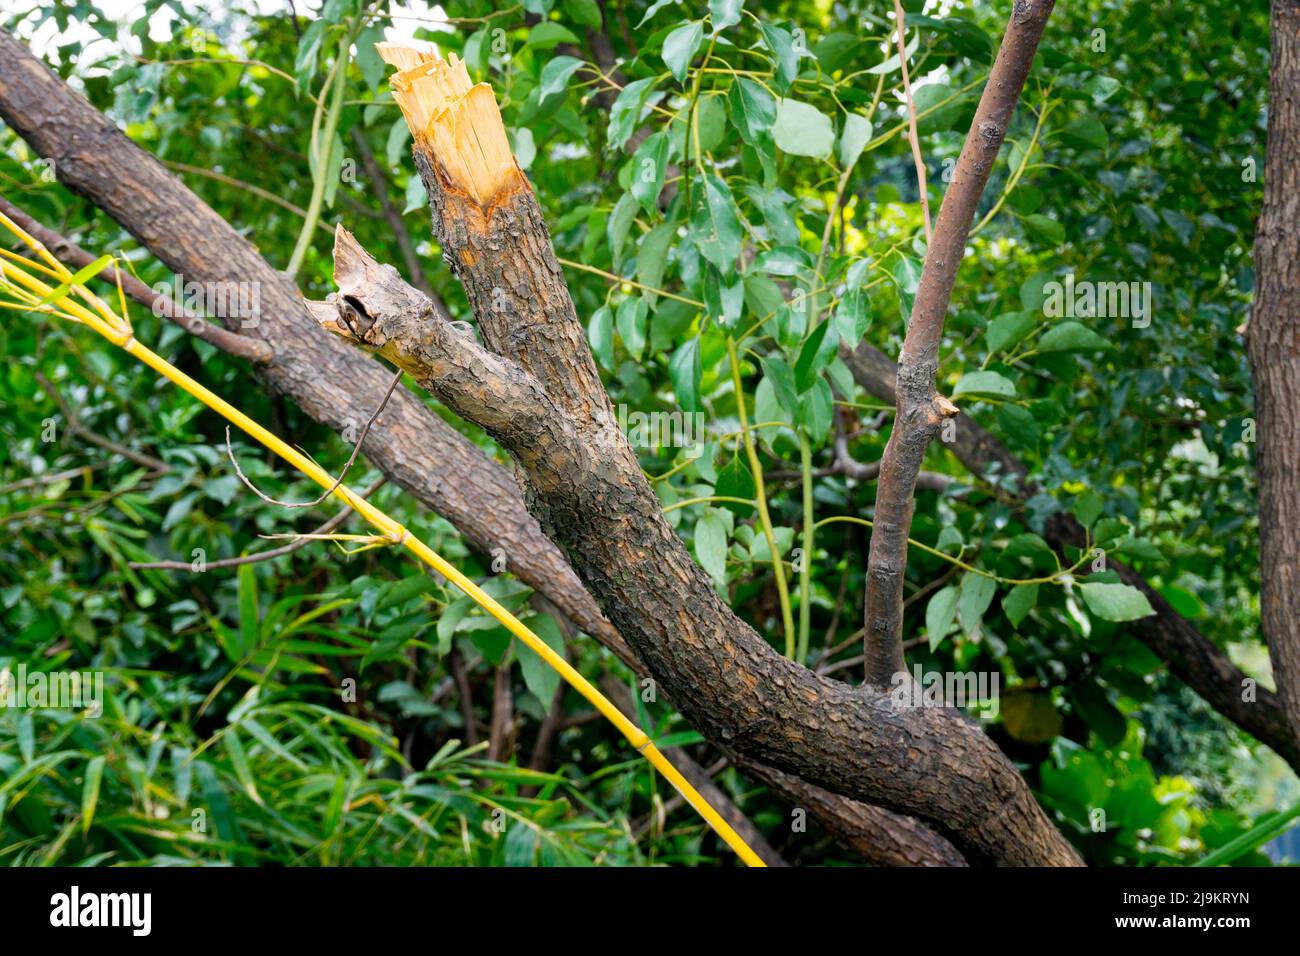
[730, 757, 967, 868]
[1247, 0, 1300, 750]
[840, 339, 1300, 772]
[317, 43, 1080, 864]
[862, 0, 1056, 687]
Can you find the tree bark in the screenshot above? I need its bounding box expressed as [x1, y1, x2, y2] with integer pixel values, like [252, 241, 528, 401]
[863, 0, 1056, 687]
[1248, 0, 1300, 748]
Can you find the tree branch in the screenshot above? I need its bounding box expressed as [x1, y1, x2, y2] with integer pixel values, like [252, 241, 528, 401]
[0, 194, 274, 364]
[862, 0, 1056, 687]
[840, 338, 1300, 772]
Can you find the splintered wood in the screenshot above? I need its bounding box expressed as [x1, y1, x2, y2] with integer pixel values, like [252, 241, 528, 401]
[377, 42, 516, 206]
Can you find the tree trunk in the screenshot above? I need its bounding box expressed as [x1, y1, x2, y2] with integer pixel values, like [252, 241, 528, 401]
[1248, 0, 1300, 747]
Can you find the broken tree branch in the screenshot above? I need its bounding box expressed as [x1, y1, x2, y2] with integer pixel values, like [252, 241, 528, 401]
[322, 42, 1080, 864]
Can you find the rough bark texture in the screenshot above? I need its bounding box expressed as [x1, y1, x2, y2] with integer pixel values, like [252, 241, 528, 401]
[316, 108, 1082, 863]
[0, 29, 950, 863]
[841, 340, 1300, 772]
[1248, 0, 1300, 749]
[863, 0, 1056, 687]
[732, 758, 967, 867]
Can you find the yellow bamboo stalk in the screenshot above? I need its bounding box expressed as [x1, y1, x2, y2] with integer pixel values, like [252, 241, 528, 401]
[0, 211, 764, 868]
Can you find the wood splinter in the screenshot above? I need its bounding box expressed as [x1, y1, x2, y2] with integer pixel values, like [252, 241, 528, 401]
[376, 42, 518, 207]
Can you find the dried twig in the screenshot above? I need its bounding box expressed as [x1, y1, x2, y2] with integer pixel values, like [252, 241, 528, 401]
[131, 477, 386, 571]
[893, 0, 932, 243]
[224, 366, 403, 507]
[34, 370, 170, 474]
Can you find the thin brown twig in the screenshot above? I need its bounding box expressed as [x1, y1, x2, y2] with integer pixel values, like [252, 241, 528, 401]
[893, 0, 932, 243]
[224, 366, 403, 508]
[34, 370, 170, 474]
[131, 477, 386, 571]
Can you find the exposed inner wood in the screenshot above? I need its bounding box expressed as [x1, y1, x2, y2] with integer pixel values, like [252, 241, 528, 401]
[377, 42, 516, 206]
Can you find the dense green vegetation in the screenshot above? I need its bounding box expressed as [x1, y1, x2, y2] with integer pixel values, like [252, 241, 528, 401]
[1, 0, 1293, 866]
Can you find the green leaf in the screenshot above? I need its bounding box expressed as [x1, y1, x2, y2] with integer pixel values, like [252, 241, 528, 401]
[637, 0, 679, 27]
[402, 175, 427, 214]
[796, 377, 834, 439]
[1060, 114, 1109, 152]
[630, 130, 669, 215]
[517, 613, 567, 705]
[355, 24, 387, 90]
[708, 0, 743, 32]
[238, 563, 260, 655]
[294, 20, 326, 88]
[985, 310, 1037, 353]
[760, 355, 798, 413]
[952, 370, 1015, 399]
[703, 266, 744, 328]
[695, 508, 729, 587]
[794, 322, 836, 393]
[831, 287, 872, 344]
[637, 223, 675, 307]
[714, 456, 755, 515]
[1023, 213, 1066, 245]
[1078, 582, 1156, 622]
[81, 755, 105, 835]
[539, 55, 585, 103]
[926, 585, 959, 651]
[669, 337, 702, 413]
[1073, 490, 1103, 528]
[607, 77, 659, 151]
[1003, 583, 1038, 628]
[958, 572, 997, 638]
[759, 23, 799, 91]
[690, 173, 743, 270]
[1038, 320, 1111, 352]
[772, 98, 834, 159]
[526, 22, 581, 51]
[1071, 680, 1126, 747]
[662, 20, 705, 83]
[587, 305, 614, 370]
[616, 296, 647, 360]
[838, 113, 873, 168]
[607, 191, 637, 263]
[728, 78, 775, 144]
[386, 120, 411, 169]
[696, 93, 727, 152]
[562, 0, 603, 29]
